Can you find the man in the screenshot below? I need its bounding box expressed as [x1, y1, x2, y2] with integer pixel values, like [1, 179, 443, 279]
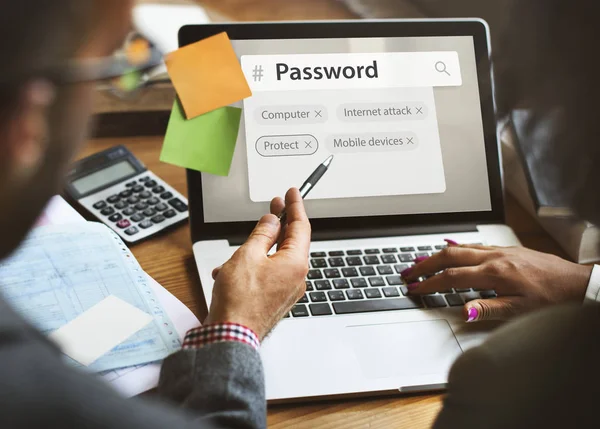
[0, 1, 309, 427]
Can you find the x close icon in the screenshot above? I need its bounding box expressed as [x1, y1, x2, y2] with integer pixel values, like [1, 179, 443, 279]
[314, 110, 323, 118]
[305, 141, 313, 149]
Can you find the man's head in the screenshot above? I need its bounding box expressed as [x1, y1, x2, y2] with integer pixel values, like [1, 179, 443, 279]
[0, 0, 134, 259]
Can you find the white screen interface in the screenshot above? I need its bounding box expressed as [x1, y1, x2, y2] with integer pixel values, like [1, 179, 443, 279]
[201, 36, 492, 223]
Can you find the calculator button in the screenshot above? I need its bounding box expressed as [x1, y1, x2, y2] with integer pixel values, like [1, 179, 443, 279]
[160, 191, 173, 200]
[152, 186, 165, 194]
[147, 197, 159, 205]
[123, 207, 136, 216]
[125, 181, 137, 187]
[151, 215, 166, 224]
[116, 219, 131, 229]
[131, 214, 145, 222]
[100, 207, 115, 216]
[143, 208, 156, 217]
[114, 201, 128, 210]
[139, 220, 153, 229]
[109, 213, 122, 222]
[93, 201, 107, 210]
[132, 185, 144, 193]
[144, 180, 157, 188]
[155, 203, 168, 212]
[119, 190, 132, 198]
[107, 195, 119, 204]
[124, 226, 139, 235]
[168, 198, 188, 213]
[164, 209, 177, 218]
[134, 203, 148, 211]
[127, 196, 140, 204]
[138, 177, 150, 182]
[139, 191, 151, 199]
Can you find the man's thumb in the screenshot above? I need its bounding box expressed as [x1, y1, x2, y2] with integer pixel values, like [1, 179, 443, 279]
[465, 297, 524, 322]
[243, 214, 281, 255]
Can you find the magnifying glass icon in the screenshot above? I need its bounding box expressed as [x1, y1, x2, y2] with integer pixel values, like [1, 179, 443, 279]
[435, 61, 451, 76]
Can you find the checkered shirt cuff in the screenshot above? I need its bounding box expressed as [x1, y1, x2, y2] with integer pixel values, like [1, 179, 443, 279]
[182, 323, 260, 351]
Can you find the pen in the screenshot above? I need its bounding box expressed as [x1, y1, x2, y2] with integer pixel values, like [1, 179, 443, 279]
[278, 155, 334, 224]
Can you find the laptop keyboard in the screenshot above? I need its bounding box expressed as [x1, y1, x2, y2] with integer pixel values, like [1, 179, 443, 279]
[288, 243, 497, 318]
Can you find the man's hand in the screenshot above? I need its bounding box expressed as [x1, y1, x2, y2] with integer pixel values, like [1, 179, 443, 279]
[403, 243, 593, 322]
[204, 188, 311, 340]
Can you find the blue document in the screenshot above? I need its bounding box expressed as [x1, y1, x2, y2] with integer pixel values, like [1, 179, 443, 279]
[0, 223, 181, 372]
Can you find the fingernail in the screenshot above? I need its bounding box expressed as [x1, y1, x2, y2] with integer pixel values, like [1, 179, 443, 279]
[400, 267, 413, 277]
[466, 307, 479, 323]
[444, 239, 459, 246]
[407, 283, 420, 291]
[413, 256, 429, 263]
[260, 214, 279, 226]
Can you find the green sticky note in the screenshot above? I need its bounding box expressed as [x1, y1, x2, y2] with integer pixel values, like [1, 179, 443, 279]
[160, 100, 241, 176]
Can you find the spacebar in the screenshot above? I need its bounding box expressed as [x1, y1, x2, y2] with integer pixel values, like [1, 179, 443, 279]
[333, 298, 424, 314]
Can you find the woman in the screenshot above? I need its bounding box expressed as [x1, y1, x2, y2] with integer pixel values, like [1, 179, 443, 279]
[418, 1, 600, 427]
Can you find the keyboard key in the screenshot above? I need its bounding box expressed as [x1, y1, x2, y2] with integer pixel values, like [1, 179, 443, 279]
[328, 257, 345, 267]
[119, 190, 132, 198]
[168, 198, 188, 213]
[329, 250, 345, 257]
[346, 289, 364, 300]
[359, 266, 376, 276]
[139, 191, 152, 199]
[342, 267, 359, 277]
[333, 297, 423, 314]
[480, 290, 497, 299]
[310, 292, 327, 302]
[144, 180, 157, 188]
[292, 305, 309, 317]
[297, 294, 309, 304]
[160, 191, 173, 200]
[383, 248, 398, 253]
[381, 254, 397, 264]
[399, 286, 409, 295]
[311, 252, 326, 258]
[135, 202, 148, 211]
[365, 249, 380, 254]
[346, 257, 363, 266]
[152, 185, 165, 194]
[131, 213, 144, 222]
[394, 264, 410, 274]
[351, 278, 368, 288]
[363, 255, 380, 265]
[418, 246, 433, 251]
[123, 207, 136, 216]
[445, 294, 464, 307]
[138, 176, 150, 182]
[132, 185, 144, 193]
[455, 288, 472, 293]
[423, 295, 448, 308]
[324, 269, 341, 279]
[377, 265, 394, 275]
[368, 277, 385, 287]
[435, 245, 447, 250]
[333, 279, 350, 289]
[114, 201, 128, 210]
[164, 209, 177, 219]
[93, 201, 107, 210]
[307, 270, 323, 280]
[347, 250, 363, 255]
[305, 281, 314, 291]
[310, 303, 333, 316]
[365, 289, 382, 299]
[107, 195, 119, 204]
[400, 247, 415, 252]
[315, 280, 332, 291]
[415, 252, 429, 259]
[116, 219, 131, 229]
[328, 291, 346, 301]
[143, 208, 156, 217]
[151, 215, 165, 224]
[460, 292, 480, 303]
[399, 254, 414, 263]
[155, 203, 168, 212]
[125, 180, 137, 187]
[147, 197, 159, 205]
[383, 287, 400, 298]
[101, 207, 115, 216]
[139, 220, 153, 229]
[127, 196, 140, 204]
[386, 275, 403, 286]
[124, 226, 139, 236]
[311, 259, 327, 268]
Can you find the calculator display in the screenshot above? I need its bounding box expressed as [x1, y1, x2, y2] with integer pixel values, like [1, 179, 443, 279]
[71, 161, 136, 195]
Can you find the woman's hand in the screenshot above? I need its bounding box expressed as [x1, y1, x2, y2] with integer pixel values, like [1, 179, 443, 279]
[402, 242, 593, 322]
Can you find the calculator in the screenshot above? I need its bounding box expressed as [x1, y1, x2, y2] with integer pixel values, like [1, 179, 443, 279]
[64, 145, 189, 243]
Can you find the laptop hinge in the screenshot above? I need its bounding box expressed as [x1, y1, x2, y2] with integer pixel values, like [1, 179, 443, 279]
[228, 223, 478, 246]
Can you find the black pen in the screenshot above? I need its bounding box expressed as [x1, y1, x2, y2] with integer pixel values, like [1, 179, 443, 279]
[278, 155, 334, 224]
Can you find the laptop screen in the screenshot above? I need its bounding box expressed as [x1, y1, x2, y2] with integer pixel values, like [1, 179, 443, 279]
[200, 35, 492, 224]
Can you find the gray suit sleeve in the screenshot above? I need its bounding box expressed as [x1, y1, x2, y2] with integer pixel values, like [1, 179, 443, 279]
[433, 303, 600, 429]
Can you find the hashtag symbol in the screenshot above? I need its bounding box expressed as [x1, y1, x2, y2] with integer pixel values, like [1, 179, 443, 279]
[252, 65, 264, 82]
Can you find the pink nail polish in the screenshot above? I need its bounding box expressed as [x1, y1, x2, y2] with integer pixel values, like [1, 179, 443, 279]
[400, 267, 413, 277]
[407, 283, 420, 291]
[413, 256, 429, 263]
[466, 307, 479, 323]
[445, 239, 459, 246]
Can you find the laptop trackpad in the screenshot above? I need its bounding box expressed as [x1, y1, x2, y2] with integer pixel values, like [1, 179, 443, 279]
[345, 320, 463, 379]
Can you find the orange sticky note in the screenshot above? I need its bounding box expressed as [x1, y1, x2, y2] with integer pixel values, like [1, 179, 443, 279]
[165, 32, 252, 119]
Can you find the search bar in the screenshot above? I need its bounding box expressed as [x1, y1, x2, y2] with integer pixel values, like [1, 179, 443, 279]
[241, 51, 462, 92]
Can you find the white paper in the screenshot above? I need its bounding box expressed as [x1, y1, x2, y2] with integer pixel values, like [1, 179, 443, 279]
[49, 296, 153, 366]
[35, 196, 84, 226]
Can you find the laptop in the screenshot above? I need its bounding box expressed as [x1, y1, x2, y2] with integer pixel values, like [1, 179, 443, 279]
[184, 19, 520, 401]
